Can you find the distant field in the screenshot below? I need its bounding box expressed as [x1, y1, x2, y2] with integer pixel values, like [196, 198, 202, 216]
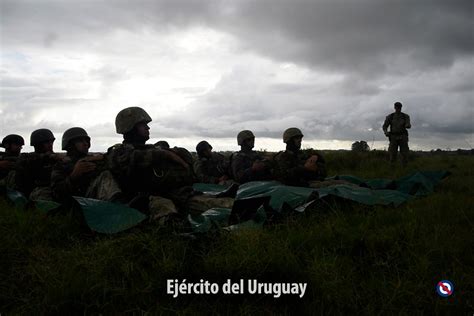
[1, 151, 473, 314]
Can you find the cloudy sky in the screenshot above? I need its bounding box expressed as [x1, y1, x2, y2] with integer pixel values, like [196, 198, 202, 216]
[1, 0, 473, 153]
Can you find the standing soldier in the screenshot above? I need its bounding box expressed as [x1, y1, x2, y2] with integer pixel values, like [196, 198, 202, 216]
[0, 134, 24, 188]
[194, 140, 232, 185]
[382, 102, 411, 166]
[15, 129, 62, 200]
[51, 127, 121, 205]
[230, 130, 272, 184]
[274, 128, 327, 187]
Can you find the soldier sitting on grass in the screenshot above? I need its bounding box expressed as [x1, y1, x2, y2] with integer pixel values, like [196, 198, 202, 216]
[274, 128, 328, 188]
[107, 107, 233, 221]
[0, 134, 24, 188]
[230, 130, 273, 184]
[51, 127, 121, 205]
[15, 129, 64, 200]
[194, 140, 233, 186]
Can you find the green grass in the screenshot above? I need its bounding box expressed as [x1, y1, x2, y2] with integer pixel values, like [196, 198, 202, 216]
[1, 152, 473, 314]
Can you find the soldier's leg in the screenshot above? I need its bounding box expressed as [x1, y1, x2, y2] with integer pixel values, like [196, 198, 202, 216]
[4, 170, 16, 189]
[148, 195, 179, 222]
[388, 140, 398, 164]
[186, 195, 234, 214]
[399, 136, 409, 166]
[86, 170, 123, 201]
[29, 186, 53, 201]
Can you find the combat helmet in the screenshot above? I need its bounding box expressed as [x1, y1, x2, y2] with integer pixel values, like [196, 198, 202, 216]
[30, 129, 55, 146]
[62, 127, 90, 150]
[237, 130, 255, 146]
[196, 140, 212, 155]
[115, 107, 152, 134]
[283, 128, 303, 143]
[1, 134, 25, 148]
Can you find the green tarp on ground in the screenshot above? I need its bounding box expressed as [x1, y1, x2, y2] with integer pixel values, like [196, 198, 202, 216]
[394, 171, 450, 196]
[73, 196, 147, 234]
[187, 206, 266, 233]
[236, 181, 315, 212]
[316, 185, 412, 207]
[188, 171, 449, 232]
[5, 189, 28, 209]
[34, 200, 62, 214]
[329, 171, 450, 196]
[2, 171, 449, 234]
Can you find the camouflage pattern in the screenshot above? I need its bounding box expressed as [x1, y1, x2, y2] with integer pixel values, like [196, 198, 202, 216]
[107, 143, 194, 208]
[0, 170, 16, 189]
[115, 107, 152, 134]
[383, 112, 411, 165]
[187, 195, 234, 214]
[29, 186, 54, 201]
[283, 128, 303, 143]
[62, 127, 90, 150]
[194, 152, 230, 184]
[148, 195, 178, 221]
[30, 129, 55, 146]
[14, 152, 62, 198]
[0, 153, 17, 182]
[230, 150, 273, 184]
[51, 155, 121, 203]
[274, 149, 327, 187]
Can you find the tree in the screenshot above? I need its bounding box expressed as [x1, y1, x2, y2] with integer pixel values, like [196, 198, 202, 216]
[351, 141, 370, 152]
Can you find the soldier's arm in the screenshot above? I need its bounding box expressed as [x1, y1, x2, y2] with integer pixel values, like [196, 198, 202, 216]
[51, 163, 75, 202]
[405, 114, 411, 129]
[0, 159, 15, 172]
[231, 155, 254, 184]
[274, 153, 308, 186]
[314, 152, 327, 180]
[193, 159, 218, 184]
[14, 156, 32, 196]
[382, 115, 390, 134]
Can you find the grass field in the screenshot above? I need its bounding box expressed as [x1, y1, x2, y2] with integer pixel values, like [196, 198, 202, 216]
[1, 151, 473, 315]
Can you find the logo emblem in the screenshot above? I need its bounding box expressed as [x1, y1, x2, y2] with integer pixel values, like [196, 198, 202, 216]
[436, 280, 454, 297]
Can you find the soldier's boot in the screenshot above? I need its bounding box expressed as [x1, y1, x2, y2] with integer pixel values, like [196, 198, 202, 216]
[186, 195, 235, 214]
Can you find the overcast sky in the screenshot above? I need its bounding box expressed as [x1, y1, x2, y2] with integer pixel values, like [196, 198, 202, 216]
[1, 0, 473, 152]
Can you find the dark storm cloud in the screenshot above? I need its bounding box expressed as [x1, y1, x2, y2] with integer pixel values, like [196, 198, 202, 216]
[221, 0, 473, 76]
[3, 0, 471, 74]
[1, 0, 472, 150]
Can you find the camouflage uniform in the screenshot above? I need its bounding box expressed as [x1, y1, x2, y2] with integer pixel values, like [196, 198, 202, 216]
[14, 153, 59, 200]
[194, 152, 230, 184]
[0, 153, 17, 188]
[51, 155, 121, 204]
[383, 110, 411, 165]
[230, 150, 273, 184]
[274, 149, 327, 187]
[51, 127, 122, 204]
[110, 107, 234, 218]
[107, 142, 195, 209]
[0, 134, 24, 188]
